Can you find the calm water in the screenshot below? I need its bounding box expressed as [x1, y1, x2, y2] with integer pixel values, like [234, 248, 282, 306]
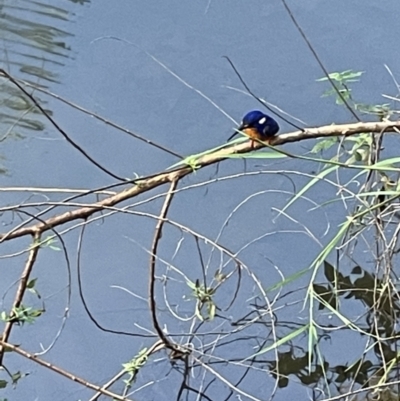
[1, 1, 400, 400]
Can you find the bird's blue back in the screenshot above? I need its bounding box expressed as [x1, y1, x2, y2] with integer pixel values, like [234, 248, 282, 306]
[240, 110, 279, 138]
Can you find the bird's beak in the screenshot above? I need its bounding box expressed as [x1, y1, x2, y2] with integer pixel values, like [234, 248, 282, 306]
[227, 131, 238, 141]
[227, 124, 246, 142]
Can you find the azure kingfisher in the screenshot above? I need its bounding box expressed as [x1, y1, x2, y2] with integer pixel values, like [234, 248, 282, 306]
[228, 110, 279, 148]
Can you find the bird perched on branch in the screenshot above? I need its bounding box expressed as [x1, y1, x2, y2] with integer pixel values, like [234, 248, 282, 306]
[228, 110, 279, 148]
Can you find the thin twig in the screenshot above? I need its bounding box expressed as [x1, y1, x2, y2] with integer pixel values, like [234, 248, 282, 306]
[148, 178, 186, 354]
[0, 340, 136, 401]
[88, 340, 164, 401]
[76, 223, 154, 337]
[0, 232, 41, 363]
[0, 120, 399, 243]
[223, 56, 305, 131]
[15, 77, 184, 160]
[279, 0, 361, 121]
[0, 69, 127, 181]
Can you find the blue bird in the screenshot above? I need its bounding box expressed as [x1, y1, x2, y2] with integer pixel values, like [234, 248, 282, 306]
[228, 110, 280, 148]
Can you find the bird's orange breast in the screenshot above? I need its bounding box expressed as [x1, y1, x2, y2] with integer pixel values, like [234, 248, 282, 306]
[242, 127, 264, 140]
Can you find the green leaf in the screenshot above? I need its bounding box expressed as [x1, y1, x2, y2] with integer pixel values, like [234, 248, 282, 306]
[310, 137, 338, 153]
[186, 279, 197, 291]
[278, 165, 338, 217]
[11, 371, 24, 386]
[168, 139, 245, 170]
[208, 301, 216, 321]
[39, 236, 61, 251]
[265, 267, 311, 292]
[26, 278, 37, 289]
[247, 324, 309, 359]
[317, 70, 364, 83]
[340, 70, 364, 80]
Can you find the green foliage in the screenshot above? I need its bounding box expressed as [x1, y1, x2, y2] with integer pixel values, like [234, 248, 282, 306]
[26, 278, 41, 299]
[310, 136, 339, 154]
[249, 324, 310, 358]
[0, 367, 30, 392]
[354, 102, 391, 119]
[344, 133, 372, 164]
[182, 156, 201, 171]
[122, 348, 149, 390]
[39, 236, 61, 251]
[10, 371, 26, 388]
[317, 69, 392, 119]
[168, 140, 235, 170]
[0, 305, 43, 325]
[314, 69, 394, 170]
[317, 69, 364, 105]
[317, 69, 364, 83]
[187, 279, 216, 321]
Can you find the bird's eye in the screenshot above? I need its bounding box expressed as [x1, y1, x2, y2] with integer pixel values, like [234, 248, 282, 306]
[258, 117, 266, 124]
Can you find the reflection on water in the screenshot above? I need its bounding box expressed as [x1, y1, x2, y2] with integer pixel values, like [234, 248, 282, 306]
[0, 0, 81, 140]
[258, 260, 400, 400]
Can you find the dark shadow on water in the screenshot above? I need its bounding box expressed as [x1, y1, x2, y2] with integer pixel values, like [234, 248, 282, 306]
[248, 260, 400, 400]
